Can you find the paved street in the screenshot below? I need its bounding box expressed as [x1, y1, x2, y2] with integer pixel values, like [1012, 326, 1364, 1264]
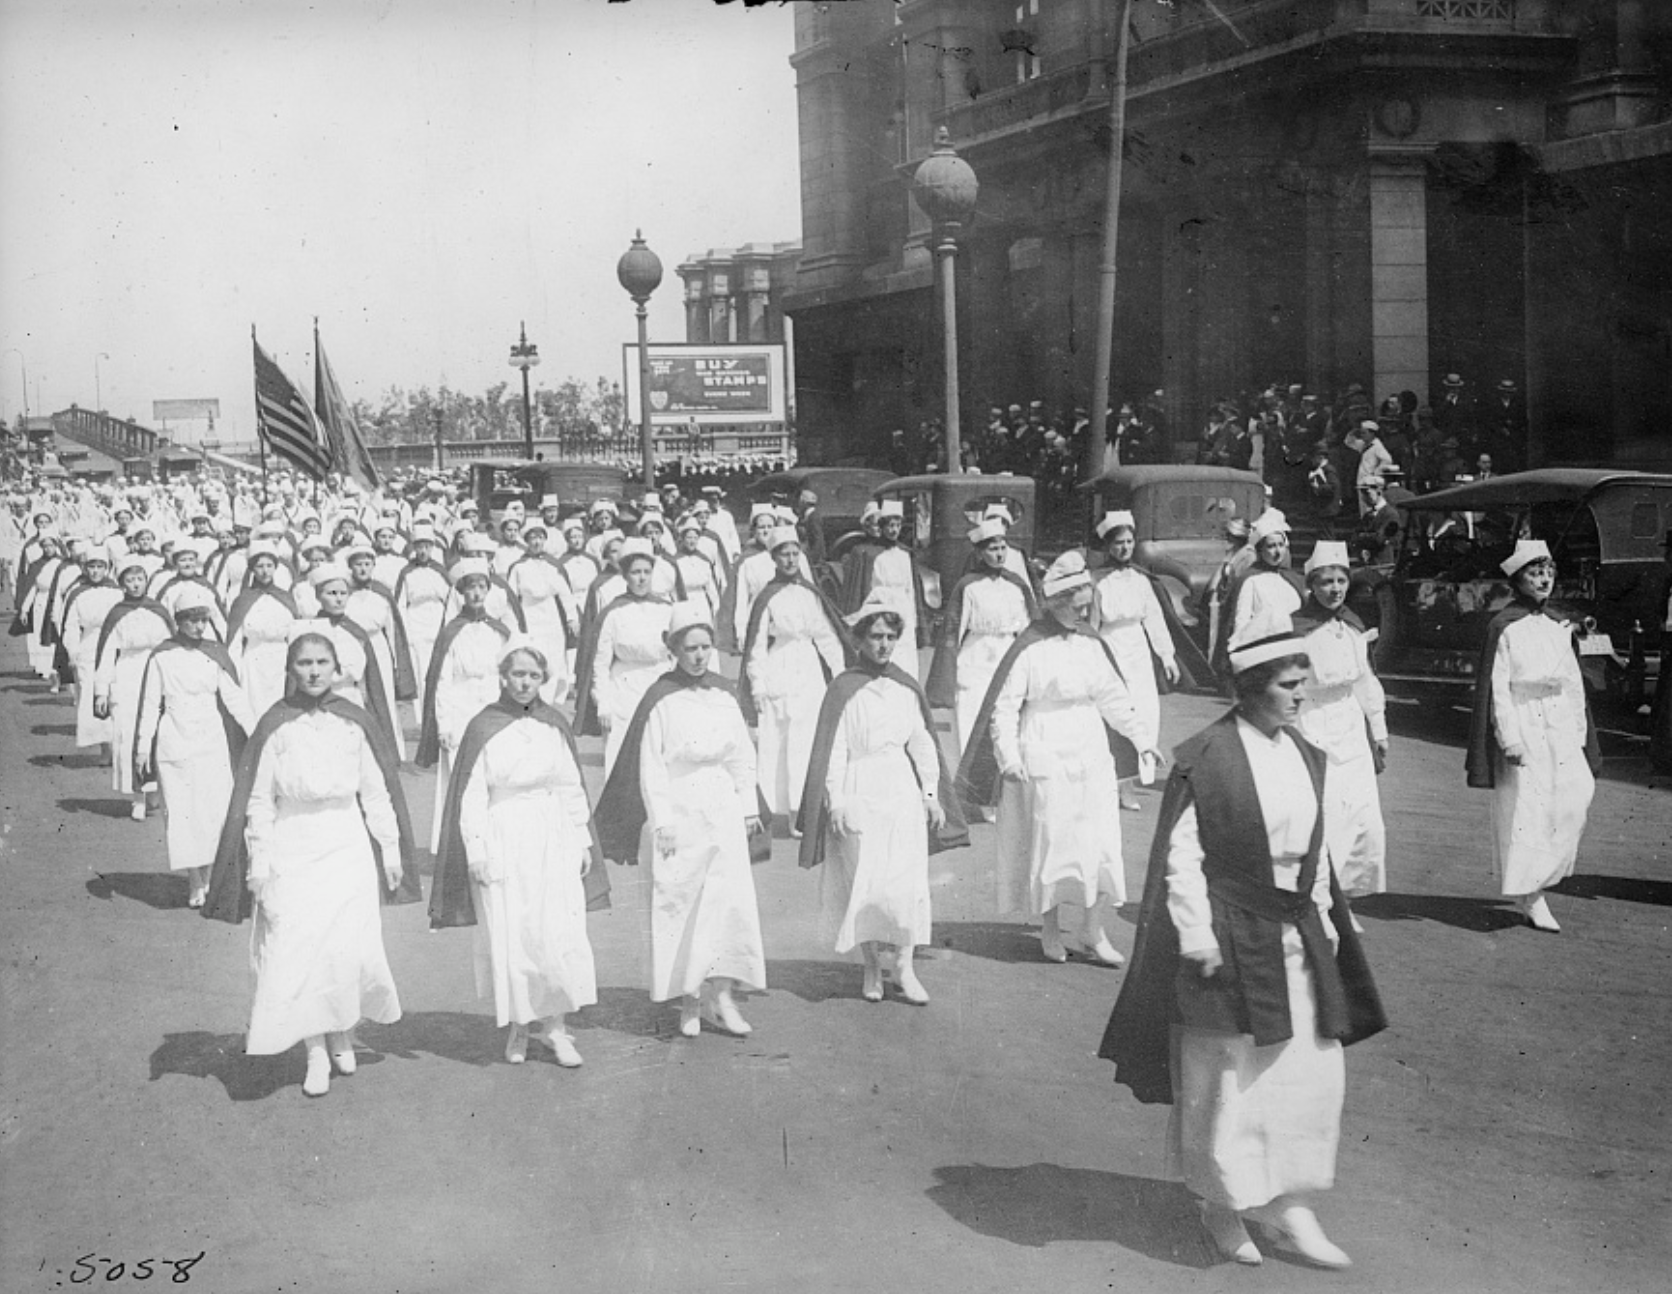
[2, 628, 1669, 1294]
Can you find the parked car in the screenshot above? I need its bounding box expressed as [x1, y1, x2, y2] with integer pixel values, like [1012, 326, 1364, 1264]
[1346, 468, 1672, 706]
[869, 473, 1038, 616]
[747, 466, 894, 551]
[469, 459, 631, 525]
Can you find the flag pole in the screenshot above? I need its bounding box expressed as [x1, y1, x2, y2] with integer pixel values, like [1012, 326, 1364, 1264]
[252, 325, 269, 505]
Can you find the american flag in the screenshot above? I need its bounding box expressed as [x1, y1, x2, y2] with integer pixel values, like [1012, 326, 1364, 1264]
[252, 334, 330, 479]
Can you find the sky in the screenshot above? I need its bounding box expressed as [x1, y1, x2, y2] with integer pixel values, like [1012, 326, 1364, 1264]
[0, 0, 803, 441]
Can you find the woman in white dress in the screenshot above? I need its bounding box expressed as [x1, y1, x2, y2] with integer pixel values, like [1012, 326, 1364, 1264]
[431, 640, 600, 1068]
[956, 551, 1162, 966]
[595, 602, 766, 1038]
[204, 633, 412, 1098]
[505, 523, 577, 706]
[1092, 510, 1179, 809]
[393, 525, 450, 705]
[223, 542, 299, 717]
[1292, 541, 1389, 899]
[134, 592, 256, 907]
[579, 540, 673, 777]
[798, 589, 962, 1005]
[92, 558, 175, 821]
[738, 526, 848, 829]
[1465, 539, 1600, 932]
[56, 544, 123, 758]
[1101, 628, 1386, 1269]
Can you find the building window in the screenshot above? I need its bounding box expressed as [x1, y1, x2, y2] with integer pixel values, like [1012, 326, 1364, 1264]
[1415, 1, 1514, 19]
[1008, 3, 1041, 83]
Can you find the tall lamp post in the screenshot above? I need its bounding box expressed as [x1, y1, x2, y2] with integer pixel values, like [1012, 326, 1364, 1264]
[508, 322, 540, 459]
[617, 230, 664, 490]
[3, 348, 27, 420]
[94, 352, 110, 412]
[911, 126, 979, 475]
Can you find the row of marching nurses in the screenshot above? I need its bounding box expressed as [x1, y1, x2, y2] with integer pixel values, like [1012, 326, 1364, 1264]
[14, 492, 1600, 1269]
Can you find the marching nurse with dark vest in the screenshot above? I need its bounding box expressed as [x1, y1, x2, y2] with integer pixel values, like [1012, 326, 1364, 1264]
[1099, 623, 1386, 1269]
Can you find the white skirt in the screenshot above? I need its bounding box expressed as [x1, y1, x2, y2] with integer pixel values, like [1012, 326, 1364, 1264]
[1169, 927, 1345, 1211]
[818, 748, 931, 954]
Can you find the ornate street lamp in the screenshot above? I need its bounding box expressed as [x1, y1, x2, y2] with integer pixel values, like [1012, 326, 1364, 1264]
[617, 230, 663, 489]
[911, 126, 979, 475]
[508, 322, 540, 459]
[94, 352, 110, 413]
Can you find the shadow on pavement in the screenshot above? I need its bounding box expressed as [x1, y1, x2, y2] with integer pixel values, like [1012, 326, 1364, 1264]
[931, 921, 1052, 964]
[357, 1011, 505, 1067]
[1353, 892, 1524, 932]
[149, 1031, 296, 1102]
[24, 696, 68, 706]
[32, 722, 76, 737]
[30, 751, 105, 770]
[58, 797, 134, 820]
[761, 957, 867, 1004]
[926, 1163, 1215, 1267]
[0, 680, 49, 693]
[573, 986, 682, 1039]
[1554, 873, 1672, 907]
[86, 872, 188, 909]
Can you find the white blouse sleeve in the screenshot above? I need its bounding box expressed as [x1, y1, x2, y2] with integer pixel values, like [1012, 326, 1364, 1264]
[990, 652, 1027, 778]
[1352, 631, 1388, 743]
[554, 730, 591, 830]
[243, 739, 280, 875]
[356, 730, 401, 861]
[458, 741, 492, 868]
[1489, 630, 1522, 754]
[638, 703, 672, 827]
[1164, 801, 1219, 956]
[1091, 648, 1146, 747]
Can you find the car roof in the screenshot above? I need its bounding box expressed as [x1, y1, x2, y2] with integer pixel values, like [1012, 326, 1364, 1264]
[1078, 465, 1266, 492]
[750, 467, 893, 494]
[876, 472, 1035, 493]
[1401, 468, 1672, 511]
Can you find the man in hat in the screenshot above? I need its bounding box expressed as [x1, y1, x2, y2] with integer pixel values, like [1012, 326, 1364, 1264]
[794, 488, 827, 569]
[838, 499, 926, 679]
[1482, 378, 1526, 472]
[1350, 420, 1393, 512]
[1351, 479, 1402, 567]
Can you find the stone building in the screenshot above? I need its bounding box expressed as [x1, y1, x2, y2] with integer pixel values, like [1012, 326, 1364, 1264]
[677, 242, 802, 346]
[784, 0, 1672, 467]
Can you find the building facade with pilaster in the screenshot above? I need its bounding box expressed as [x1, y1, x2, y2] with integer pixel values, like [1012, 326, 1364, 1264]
[785, 0, 1672, 467]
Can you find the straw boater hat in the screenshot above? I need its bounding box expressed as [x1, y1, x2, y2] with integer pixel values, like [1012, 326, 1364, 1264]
[968, 518, 1006, 545]
[768, 524, 801, 552]
[1041, 550, 1092, 599]
[1095, 510, 1136, 540]
[845, 585, 909, 627]
[448, 557, 491, 586]
[665, 599, 714, 642]
[1304, 540, 1352, 577]
[308, 561, 352, 589]
[1500, 539, 1552, 578]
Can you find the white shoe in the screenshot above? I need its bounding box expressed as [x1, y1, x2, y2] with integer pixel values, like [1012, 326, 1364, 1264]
[1040, 912, 1068, 963]
[1254, 1203, 1351, 1270]
[1201, 1203, 1261, 1266]
[678, 996, 702, 1038]
[1081, 933, 1126, 968]
[329, 1033, 357, 1076]
[130, 801, 147, 822]
[703, 991, 753, 1036]
[893, 957, 930, 1006]
[1523, 894, 1561, 933]
[302, 1048, 330, 1098]
[505, 1024, 528, 1064]
[861, 963, 883, 1003]
[539, 1029, 583, 1068]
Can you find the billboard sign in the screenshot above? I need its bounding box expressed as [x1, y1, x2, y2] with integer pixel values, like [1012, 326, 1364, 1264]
[622, 344, 786, 425]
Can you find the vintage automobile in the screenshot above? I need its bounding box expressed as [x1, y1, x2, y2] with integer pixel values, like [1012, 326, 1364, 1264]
[1078, 466, 1268, 682]
[469, 459, 631, 525]
[868, 473, 1038, 615]
[1346, 468, 1672, 705]
[747, 466, 894, 551]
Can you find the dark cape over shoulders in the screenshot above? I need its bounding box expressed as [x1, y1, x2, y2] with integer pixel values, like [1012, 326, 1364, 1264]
[793, 662, 970, 869]
[735, 574, 852, 726]
[1464, 597, 1601, 790]
[225, 584, 298, 645]
[592, 669, 769, 864]
[839, 542, 930, 643]
[132, 637, 246, 789]
[924, 567, 1036, 710]
[92, 598, 174, 672]
[414, 610, 512, 768]
[953, 617, 1140, 817]
[202, 692, 422, 924]
[1096, 712, 1387, 1104]
[569, 591, 669, 738]
[428, 695, 610, 929]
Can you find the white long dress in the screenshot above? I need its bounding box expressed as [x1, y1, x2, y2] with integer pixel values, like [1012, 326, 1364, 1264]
[745, 583, 845, 817]
[228, 591, 297, 718]
[507, 559, 577, 706]
[1489, 612, 1595, 896]
[345, 586, 408, 759]
[593, 599, 673, 776]
[639, 687, 766, 1001]
[60, 584, 123, 746]
[1093, 567, 1173, 757]
[243, 709, 402, 1055]
[430, 619, 511, 851]
[991, 633, 1144, 915]
[134, 647, 256, 871]
[819, 675, 938, 955]
[730, 549, 812, 649]
[1231, 568, 1303, 641]
[396, 563, 450, 706]
[458, 717, 598, 1026]
[951, 576, 1031, 754]
[22, 557, 63, 676]
[1296, 617, 1388, 896]
[1165, 718, 1343, 1211]
[93, 603, 173, 795]
[869, 547, 920, 680]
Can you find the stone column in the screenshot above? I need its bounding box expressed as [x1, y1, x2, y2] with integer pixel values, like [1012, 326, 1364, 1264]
[1368, 152, 1430, 404]
[707, 271, 732, 345]
[682, 270, 709, 344]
